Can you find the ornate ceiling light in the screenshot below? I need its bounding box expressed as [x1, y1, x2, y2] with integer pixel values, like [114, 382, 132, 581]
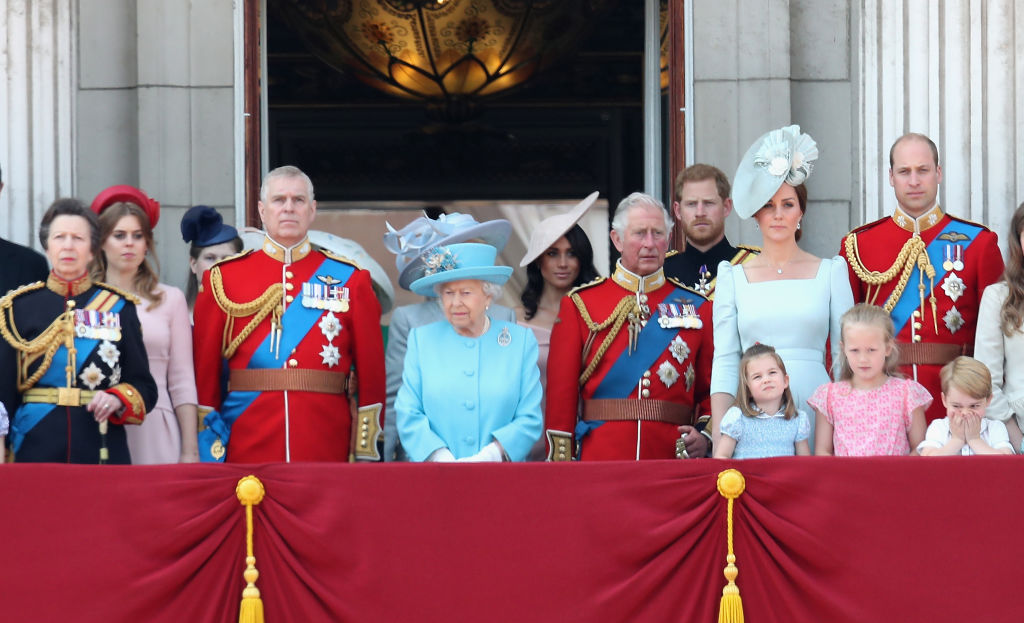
[270, 0, 614, 121]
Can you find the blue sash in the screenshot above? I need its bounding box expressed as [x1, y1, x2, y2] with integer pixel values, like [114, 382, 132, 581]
[890, 220, 983, 335]
[593, 287, 705, 399]
[11, 294, 126, 452]
[199, 257, 356, 461]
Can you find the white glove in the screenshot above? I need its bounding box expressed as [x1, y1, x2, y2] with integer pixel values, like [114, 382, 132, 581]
[426, 447, 456, 462]
[457, 441, 504, 463]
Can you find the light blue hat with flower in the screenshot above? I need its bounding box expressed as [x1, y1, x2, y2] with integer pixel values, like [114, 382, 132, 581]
[409, 243, 513, 297]
[731, 125, 819, 219]
[383, 212, 511, 290]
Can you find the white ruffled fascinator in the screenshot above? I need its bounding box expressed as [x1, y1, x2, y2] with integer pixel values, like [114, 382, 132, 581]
[731, 125, 819, 219]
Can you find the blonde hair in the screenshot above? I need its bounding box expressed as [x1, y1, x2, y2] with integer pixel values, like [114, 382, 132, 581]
[838, 303, 902, 381]
[92, 202, 164, 309]
[940, 356, 992, 399]
[734, 343, 798, 419]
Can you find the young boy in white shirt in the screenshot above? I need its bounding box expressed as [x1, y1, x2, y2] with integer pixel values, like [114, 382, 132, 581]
[918, 356, 1014, 456]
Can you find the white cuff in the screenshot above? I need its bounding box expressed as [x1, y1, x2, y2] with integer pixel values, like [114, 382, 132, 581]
[426, 447, 456, 462]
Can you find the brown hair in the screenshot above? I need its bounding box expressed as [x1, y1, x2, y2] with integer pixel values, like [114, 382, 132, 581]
[674, 163, 731, 203]
[733, 343, 798, 419]
[93, 202, 164, 308]
[940, 356, 992, 399]
[838, 303, 902, 381]
[999, 202, 1024, 337]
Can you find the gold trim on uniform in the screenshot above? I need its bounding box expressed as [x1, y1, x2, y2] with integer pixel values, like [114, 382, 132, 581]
[262, 235, 312, 264]
[110, 383, 145, 424]
[891, 204, 944, 233]
[46, 272, 92, 297]
[352, 402, 383, 461]
[546, 430, 573, 461]
[611, 263, 665, 294]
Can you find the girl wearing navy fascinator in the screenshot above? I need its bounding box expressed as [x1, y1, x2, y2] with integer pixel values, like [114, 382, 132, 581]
[180, 205, 243, 312]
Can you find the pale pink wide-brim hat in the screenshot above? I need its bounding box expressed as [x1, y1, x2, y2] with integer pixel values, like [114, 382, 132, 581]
[519, 191, 599, 267]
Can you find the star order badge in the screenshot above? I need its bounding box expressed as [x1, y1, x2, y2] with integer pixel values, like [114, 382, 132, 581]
[669, 335, 690, 364]
[79, 361, 106, 390]
[943, 306, 964, 334]
[318, 311, 342, 342]
[320, 344, 341, 368]
[941, 272, 965, 302]
[98, 340, 120, 369]
[109, 365, 121, 386]
[657, 360, 679, 388]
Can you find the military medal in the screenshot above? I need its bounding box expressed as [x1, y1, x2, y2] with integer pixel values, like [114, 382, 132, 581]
[941, 272, 965, 302]
[943, 306, 964, 334]
[210, 438, 226, 461]
[303, 283, 349, 312]
[952, 245, 964, 271]
[657, 360, 679, 388]
[497, 327, 511, 347]
[694, 264, 711, 297]
[942, 245, 954, 272]
[669, 335, 690, 364]
[657, 302, 703, 329]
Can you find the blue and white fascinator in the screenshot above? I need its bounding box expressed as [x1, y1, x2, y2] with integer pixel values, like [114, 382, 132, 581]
[732, 125, 819, 219]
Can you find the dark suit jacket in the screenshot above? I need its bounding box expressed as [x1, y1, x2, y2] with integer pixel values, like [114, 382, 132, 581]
[0, 237, 49, 296]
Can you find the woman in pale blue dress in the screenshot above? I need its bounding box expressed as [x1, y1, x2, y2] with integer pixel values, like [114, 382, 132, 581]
[710, 126, 854, 451]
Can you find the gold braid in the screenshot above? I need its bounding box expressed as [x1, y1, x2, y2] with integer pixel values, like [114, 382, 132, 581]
[844, 233, 929, 312]
[0, 283, 77, 392]
[571, 293, 641, 386]
[210, 266, 284, 359]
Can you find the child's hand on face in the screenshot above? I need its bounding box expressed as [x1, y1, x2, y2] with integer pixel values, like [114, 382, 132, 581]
[963, 413, 982, 441]
[948, 413, 966, 441]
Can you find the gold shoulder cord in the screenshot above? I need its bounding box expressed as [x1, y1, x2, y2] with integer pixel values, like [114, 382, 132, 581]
[845, 233, 938, 332]
[571, 292, 640, 386]
[0, 283, 78, 392]
[210, 266, 285, 359]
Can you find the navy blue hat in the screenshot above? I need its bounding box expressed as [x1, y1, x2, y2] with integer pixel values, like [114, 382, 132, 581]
[180, 205, 239, 247]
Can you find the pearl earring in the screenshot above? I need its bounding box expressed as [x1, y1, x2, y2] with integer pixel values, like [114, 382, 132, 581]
[797, 221, 802, 230]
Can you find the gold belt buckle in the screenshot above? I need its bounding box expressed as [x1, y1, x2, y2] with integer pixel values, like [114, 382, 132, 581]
[57, 387, 81, 407]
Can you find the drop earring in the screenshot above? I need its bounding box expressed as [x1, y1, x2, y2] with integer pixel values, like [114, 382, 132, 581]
[797, 221, 802, 230]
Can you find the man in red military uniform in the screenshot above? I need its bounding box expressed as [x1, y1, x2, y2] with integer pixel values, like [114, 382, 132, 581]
[840, 133, 1003, 422]
[193, 165, 385, 462]
[545, 192, 713, 460]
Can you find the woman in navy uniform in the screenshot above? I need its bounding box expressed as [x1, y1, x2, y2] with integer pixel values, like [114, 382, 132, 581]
[0, 198, 156, 463]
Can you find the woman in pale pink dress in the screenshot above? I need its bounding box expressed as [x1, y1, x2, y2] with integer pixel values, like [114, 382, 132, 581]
[92, 186, 199, 463]
[517, 193, 600, 460]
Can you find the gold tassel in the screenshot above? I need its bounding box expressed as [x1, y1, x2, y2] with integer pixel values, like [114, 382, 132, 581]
[236, 475, 266, 623]
[717, 469, 746, 623]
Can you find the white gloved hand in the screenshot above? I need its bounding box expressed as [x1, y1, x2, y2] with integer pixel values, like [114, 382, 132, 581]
[457, 441, 504, 463]
[426, 447, 456, 462]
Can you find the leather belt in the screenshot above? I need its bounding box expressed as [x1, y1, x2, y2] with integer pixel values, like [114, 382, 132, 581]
[582, 399, 694, 426]
[899, 342, 972, 366]
[228, 369, 349, 394]
[23, 387, 97, 407]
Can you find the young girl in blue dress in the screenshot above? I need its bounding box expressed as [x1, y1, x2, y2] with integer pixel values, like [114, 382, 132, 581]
[714, 343, 811, 458]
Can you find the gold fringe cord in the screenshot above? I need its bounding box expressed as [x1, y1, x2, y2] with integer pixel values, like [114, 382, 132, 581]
[236, 475, 266, 623]
[717, 469, 746, 623]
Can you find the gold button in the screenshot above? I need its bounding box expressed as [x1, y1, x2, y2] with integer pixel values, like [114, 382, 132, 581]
[360, 441, 367, 447]
[362, 417, 369, 424]
[285, 283, 294, 291]
[361, 424, 369, 431]
[643, 371, 651, 378]
[913, 335, 922, 343]
[361, 431, 368, 438]
[641, 389, 650, 398]
[913, 322, 922, 330]
[558, 453, 566, 460]
[285, 271, 294, 279]
[126, 390, 133, 396]
[913, 310, 921, 318]
[288, 359, 298, 367]
[285, 295, 294, 303]
[642, 379, 651, 387]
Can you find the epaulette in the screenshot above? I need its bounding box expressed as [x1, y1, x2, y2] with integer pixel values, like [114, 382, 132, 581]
[568, 276, 604, 296]
[316, 246, 363, 271]
[843, 215, 889, 238]
[0, 281, 45, 308]
[666, 277, 710, 301]
[946, 213, 994, 232]
[211, 248, 253, 269]
[736, 244, 761, 253]
[95, 281, 141, 304]
[665, 249, 680, 258]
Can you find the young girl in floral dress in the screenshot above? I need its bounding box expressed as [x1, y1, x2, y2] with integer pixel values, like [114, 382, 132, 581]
[811, 303, 930, 456]
[714, 343, 811, 459]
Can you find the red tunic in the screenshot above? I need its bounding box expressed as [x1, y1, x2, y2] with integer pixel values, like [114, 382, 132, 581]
[839, 205, 1003, 422]
[193, 236, 385, 462]
[545, 265, 713, 460]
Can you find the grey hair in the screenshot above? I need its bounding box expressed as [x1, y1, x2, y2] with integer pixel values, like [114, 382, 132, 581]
[259, 165, 315, 203]
[611, 192, 673, 236]
[39, 198, 100, 255]
[432, 279, 502, 303]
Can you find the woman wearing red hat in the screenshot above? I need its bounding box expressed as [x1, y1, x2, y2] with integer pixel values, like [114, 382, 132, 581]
[92, 186, 199, 463]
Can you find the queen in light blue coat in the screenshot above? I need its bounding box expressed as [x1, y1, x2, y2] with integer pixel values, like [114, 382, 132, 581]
[396, 243, 542, 462]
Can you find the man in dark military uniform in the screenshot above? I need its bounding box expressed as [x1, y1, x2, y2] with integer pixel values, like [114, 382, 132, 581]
[0, 162, 49, 295]
[192, 165, 386, 462]
[840, 133, 1003, 422]
[545, 192, 713, 461]
[663, 164, 758, 300]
